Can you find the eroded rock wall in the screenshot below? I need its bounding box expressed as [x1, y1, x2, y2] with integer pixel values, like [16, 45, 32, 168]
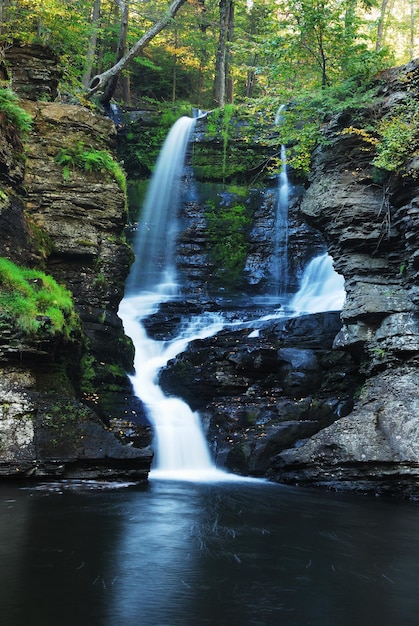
[0, 45, 152, 481]
[272, 61, 419, 496]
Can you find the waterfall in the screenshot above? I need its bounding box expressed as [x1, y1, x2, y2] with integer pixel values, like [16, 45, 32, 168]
[273, 105, 289, 299]
[126, 116, 197, 294]
[119, 115, 346, 482]
[119, 116, 231, 481]
[289, 253, 345, 313]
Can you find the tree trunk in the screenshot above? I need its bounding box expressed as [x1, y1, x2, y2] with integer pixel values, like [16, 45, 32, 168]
[376, 0, 391, 51]
[0, 1, 11, 35]
[172, 28, 178, 103]
[213, 0, 234, 107]
[225, 0, 234, 103]
[122, 73, 131, 105]
[410, 0, 415, 60]
[82, 0, 101, 88]
[101, 0, 130, 104]
[87, 0, 188, 99]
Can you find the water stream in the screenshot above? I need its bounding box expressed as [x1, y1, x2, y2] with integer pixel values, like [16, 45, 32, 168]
[273, 106, 289, 298]
[120, 116, 236, 480]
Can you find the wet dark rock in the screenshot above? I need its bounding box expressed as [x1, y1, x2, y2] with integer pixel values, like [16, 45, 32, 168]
[159, 312, 362, 476]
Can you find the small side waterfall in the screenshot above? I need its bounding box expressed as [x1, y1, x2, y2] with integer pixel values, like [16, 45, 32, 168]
[273, 105, 289, 299]
[289, 253, 345, 313]
[274, 144, 289, 297]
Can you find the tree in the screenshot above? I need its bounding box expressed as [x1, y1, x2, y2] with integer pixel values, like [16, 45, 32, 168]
[86, 0, 189, 99]
[213, 0, 234, 106]
[376, 0, 393, 51]
[82, 0, 101, 87]
[101, 0, 130, 104]
[409, 0, 415, 60]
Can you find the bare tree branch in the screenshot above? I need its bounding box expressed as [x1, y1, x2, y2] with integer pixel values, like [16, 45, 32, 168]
[87, 0, 188, 99]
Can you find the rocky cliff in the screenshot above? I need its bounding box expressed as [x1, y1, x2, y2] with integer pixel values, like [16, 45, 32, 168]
[4, 44, 419, 496]
[271, 61, 419, 496]
[0, 44, 152, 481]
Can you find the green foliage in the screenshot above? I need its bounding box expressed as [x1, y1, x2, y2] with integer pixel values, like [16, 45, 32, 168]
[339, 95, 419, 176]
[205, 200, 252, 291]
[373, 117, 413, 172]
[0, 88, 32, 136]
[246, 79, 379, 176]
[55, 142, 126, 191]
[0, 258, 79, 338]
[372, 102, 419, 173]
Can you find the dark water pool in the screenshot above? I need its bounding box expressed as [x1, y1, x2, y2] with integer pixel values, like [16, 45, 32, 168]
[1, 478, 419, 626]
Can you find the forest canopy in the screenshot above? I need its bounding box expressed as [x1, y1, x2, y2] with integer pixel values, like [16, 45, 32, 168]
[0, 0, 416, 108]
[0, 0, 417, 176]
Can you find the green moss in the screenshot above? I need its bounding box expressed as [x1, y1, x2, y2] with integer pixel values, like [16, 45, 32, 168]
[205, 200, 252, 291]
[79, 352, 96, 395]
[0, 257, 79, 339]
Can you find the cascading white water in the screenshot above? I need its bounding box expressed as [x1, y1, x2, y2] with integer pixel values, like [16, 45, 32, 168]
[119, 116, 233, 481]
[119, 294, 229, 480]
[273, 105, 289, 299]
[289, 253, 346, 313]
[126, 116, 197, 294]
[119, 116, 346, 481]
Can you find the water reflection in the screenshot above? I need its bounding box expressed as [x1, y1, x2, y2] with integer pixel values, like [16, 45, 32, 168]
[2, 480, 419, 625]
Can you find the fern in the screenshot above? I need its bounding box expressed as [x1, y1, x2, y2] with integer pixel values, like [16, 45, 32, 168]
[55, 142, 126, 191]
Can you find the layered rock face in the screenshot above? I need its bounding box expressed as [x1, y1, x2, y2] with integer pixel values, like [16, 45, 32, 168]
[271, 61, 419, 496]
[0, 45, 152, 481]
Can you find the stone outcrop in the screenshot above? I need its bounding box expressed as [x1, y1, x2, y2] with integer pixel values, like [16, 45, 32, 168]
[4, 42, 61, 101]
[0, 45, 152, 481]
